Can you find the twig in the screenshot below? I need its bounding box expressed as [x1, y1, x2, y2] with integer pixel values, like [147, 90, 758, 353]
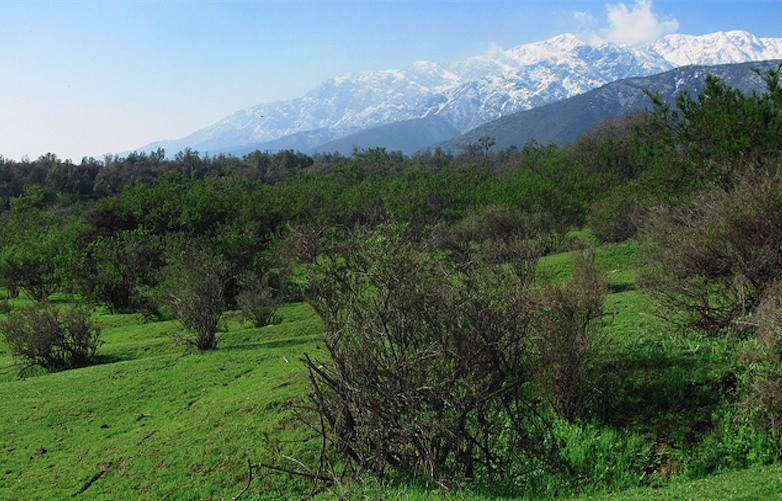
[257, 462, 334, 484]
[72, 463, 112, 497]
[231, 458, 253, 501]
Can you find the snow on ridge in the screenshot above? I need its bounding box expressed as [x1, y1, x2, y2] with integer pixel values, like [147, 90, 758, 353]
[143, 30, 782, 154]
[646, 30, 782, 67]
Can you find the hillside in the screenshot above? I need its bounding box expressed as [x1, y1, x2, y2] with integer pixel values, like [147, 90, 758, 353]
[2, 62, 782, 500]
[2, 243, 782, 499]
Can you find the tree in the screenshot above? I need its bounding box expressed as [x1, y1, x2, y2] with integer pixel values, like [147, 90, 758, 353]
[75, 229, 164, 313]
[639, 67, 782, 336]
[635, 64, 782, 196]
[0, 186, 79, 301]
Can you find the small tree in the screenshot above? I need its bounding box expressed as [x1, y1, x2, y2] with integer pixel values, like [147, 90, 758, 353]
[0, 186, 79, 302]
[76, 229, 164, 312]
[0, 304, 102, 375]
[162, 245, 230, 350]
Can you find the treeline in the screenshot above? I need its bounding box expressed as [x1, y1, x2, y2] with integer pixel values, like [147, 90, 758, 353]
[1, 65, 780, 332]
[1, 66, 781, 314]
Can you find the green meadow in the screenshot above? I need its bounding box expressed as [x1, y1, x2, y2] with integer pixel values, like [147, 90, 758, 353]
[2, 241, 780, 500]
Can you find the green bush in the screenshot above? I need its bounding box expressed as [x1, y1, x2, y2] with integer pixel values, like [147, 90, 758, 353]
[75, 229, 164, 312]
[587, 196, 641, 244]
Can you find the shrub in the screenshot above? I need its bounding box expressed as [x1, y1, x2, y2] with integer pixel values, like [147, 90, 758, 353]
[640, 170, 782, 336]
[162, 244, 231, 350]
[0, 304, 102, 375]
[530, 251, 610, 422]
[587, 196, 641, 244]
[76, 230, 164, 312]
[236, 271, 280, 327]
[740, 284, 782, 456]
[432, 205, 564, 260]
[296, 224, 608, 488]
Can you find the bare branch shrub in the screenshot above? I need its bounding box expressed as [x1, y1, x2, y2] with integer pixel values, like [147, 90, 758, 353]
[432, 205, 565, 261]
[0, 304, 102, 375]
[741, 284, 782, 456]
[236, 271, 281, 327]
[292, 224, 604, 489]
[640, 170, 782, 336]
[529, 251, 610, 421]
[162, 244, 231, 350]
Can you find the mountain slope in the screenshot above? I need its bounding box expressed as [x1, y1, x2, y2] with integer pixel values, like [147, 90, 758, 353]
[314, 115, 460, 155]
[139, 31, 782, 156]
[438, 59, 782, 151]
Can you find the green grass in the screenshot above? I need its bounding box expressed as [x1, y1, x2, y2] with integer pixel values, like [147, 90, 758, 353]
[299, 463, 782, 500]
[1, 239, 780, 500]
[0, 302, 323, 500]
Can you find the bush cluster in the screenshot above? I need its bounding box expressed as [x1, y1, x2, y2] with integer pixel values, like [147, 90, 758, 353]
[0, 304, 102, 375]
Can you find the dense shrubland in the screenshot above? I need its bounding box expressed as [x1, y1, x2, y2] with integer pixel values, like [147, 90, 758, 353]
[1, 64, 782, 497]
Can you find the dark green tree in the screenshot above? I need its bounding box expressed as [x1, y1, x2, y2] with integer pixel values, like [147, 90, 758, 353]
[0, 186, 79, 301]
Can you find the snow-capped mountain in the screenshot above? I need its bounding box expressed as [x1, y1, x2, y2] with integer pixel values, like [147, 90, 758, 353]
[141, 30, 782, 155]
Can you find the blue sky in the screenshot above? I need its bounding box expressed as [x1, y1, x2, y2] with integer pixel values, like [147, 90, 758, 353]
[2, 0, 781, 161]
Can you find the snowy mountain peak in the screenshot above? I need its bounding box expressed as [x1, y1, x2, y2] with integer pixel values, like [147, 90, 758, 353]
[141, 30, 782, 156]
[645, 30, 782, 66]
[503, 33, 588, 64]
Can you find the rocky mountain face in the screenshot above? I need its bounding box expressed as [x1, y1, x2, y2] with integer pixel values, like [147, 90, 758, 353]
[140, 31, 782, 156]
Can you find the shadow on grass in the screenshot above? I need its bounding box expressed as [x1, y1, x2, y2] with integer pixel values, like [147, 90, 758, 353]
[597, 350, 734, 446]
[92, 353, 132, 365]
[218, 335, 319, 353]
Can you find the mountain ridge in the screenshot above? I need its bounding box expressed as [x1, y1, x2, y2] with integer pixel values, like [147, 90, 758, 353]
[437, 59, 782, 153]
[139, 30, 782, 156]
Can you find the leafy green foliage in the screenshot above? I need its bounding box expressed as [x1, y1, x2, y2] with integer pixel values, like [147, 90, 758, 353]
[75, 229, 164, 313]
[0, 64, 781, 499]
[0, 186, 80, 301]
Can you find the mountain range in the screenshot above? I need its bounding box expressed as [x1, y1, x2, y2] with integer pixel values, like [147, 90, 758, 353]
[438, 58, 782, 152]
[140, 30, 782, 156]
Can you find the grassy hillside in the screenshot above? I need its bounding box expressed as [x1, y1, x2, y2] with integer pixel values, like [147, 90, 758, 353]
[0, 302, 323, 500]
[1, 239, 779, 500]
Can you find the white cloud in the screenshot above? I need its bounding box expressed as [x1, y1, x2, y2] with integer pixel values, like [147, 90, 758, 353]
[602, 0, 679, 45]
[484, 41, 505, 58]
[573, 11, 596, 25]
